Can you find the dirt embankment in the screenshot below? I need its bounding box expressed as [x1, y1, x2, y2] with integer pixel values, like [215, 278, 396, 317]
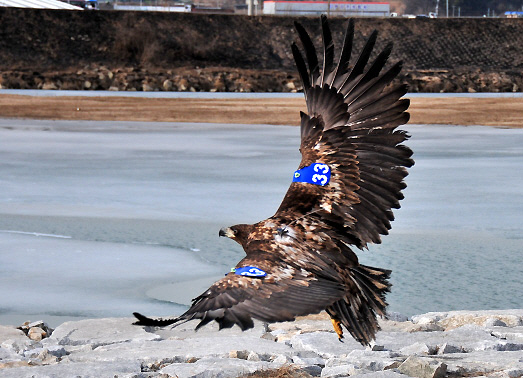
[1, 8, 523, 93]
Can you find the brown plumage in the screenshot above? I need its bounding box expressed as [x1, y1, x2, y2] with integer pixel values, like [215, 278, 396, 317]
[133, 16, 414, 346]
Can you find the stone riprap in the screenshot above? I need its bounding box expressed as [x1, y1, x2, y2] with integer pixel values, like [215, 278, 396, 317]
[0, 310, 522, 378]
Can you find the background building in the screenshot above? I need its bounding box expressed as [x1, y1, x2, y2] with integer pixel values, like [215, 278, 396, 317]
[263, 1, 390, 17]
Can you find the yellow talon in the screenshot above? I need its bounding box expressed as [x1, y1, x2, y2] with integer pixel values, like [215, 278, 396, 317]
[331, 318, 344, 342]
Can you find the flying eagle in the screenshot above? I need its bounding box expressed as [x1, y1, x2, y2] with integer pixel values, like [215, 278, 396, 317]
[133, 16, 414, 346]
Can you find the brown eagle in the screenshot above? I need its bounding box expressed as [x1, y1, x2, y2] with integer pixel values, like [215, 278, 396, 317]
[133, 16, 413, 346]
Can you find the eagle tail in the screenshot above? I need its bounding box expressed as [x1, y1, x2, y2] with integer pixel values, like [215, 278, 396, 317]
[133, 312, 186, 327]
[327, 264, 391, 346]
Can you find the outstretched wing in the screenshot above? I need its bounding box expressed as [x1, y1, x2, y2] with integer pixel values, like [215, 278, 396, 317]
[278, 15, 413, 250]
[134, 249, 347, 329]
[134, 245, 391, 345]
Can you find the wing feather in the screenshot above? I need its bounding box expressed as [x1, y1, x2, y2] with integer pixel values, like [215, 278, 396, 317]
[292, 43, 310, 100]
[320, 14, 335, 87]
[294, 21, 320, 87]
[280, 17, 413, 250]
[330, 19, 354, 88]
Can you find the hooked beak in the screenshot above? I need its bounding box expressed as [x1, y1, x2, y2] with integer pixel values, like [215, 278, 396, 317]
[219, 227, 235, 238]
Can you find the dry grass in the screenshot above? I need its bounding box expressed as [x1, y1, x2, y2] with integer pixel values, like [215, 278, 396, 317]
[0, 95, 522, 128]
[240, 365, 313, 378]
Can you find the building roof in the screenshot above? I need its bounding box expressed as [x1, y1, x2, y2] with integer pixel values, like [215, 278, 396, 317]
[0, 0, 82, 10]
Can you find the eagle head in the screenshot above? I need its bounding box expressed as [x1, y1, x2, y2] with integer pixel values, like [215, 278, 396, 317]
[219, 224, 251, 247]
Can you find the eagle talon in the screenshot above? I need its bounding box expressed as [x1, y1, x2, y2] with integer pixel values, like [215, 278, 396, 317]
[331, 318, 344, 341]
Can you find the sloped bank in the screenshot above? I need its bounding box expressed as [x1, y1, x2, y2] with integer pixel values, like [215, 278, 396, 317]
[1, 8, 523, 93]
[0, 310, 522, 378]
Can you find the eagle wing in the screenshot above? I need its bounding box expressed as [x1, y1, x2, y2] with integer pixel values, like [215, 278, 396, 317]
[170, 250, 346, 331]
[134, 245, 389, 345]
[276, 16, 414, 250]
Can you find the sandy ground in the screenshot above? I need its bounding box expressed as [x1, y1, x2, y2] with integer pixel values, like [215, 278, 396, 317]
[0, 95, 522, 127]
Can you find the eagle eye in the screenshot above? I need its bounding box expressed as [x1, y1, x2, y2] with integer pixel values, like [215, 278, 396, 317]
[277, 227, 288, 237]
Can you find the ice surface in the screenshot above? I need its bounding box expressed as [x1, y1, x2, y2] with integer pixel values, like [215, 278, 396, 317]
[0, 119, 522, 326]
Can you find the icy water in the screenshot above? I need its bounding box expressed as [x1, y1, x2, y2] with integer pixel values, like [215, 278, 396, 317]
[0, 119, 522, 327]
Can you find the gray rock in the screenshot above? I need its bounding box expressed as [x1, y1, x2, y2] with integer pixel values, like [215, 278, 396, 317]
[23, 346, 67, 359]
[321, 364, 361, 378]
[399, 342, 432, 356]
[436, 342, 463, 354]
[492, 327, 523, 342]
[229, 350, 250, 360]
[386, 312, 410, 322]
[0, 325, 33, 354]
[296, 350, 325, 358]
[355, 371, 408, 378]
[0, 347, 24, 366]
[0, 325, 29, 343]
[292, 355, 326, 367]
[325, 350, 398, 372]
[411, 310, 523, 331]
[376, 323, 516, 354]
[0, 360, 141, 378]
[375, 331, 440, 353]
[290, 331, 364, 358]
[346, 350, 399, 371]
[45, 317, 161, 348]
[485, 318, 508, 328]
[398, 356, 447, 378]
[271, 354, 292, 365]
[160, 356, 271, 378]
[301, 364, 323, 377]
[378, 319, 442, 333]
[247, 351, 260, 361]
[505, 368, 523, 378]
[442, 350, 523, 375]
[64, 332, 293, 367]
[0, 311, 522, 377]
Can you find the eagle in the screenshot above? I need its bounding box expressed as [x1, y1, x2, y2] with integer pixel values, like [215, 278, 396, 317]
[133, 15, 414, 346]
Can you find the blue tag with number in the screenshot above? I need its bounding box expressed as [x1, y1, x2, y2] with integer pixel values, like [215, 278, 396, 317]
[292, 163, 331, 186]
[234, 266, 267, 278]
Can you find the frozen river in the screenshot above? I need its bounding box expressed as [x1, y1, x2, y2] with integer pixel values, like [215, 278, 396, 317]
[0, 119, 522, 327]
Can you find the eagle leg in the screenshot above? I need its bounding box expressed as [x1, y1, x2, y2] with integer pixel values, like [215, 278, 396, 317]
[330, 317, 344, 342]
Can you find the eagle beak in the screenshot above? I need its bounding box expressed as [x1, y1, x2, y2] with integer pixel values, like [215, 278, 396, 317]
[219, 227, 235, 238]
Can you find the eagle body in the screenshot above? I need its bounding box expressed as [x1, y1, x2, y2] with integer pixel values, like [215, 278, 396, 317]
[134, 16, 414, 346]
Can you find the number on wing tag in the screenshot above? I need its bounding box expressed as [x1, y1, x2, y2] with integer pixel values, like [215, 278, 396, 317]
[292, 163, 331, 186]
[234, 266, 267, 278]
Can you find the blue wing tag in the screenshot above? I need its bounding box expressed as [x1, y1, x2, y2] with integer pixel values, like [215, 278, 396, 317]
[293, 163, 331, 186]
[234, 266, 267, 278]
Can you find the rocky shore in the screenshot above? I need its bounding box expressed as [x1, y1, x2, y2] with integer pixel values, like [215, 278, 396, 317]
[1, 66, 522, 94]
[1, 310, 522, 378]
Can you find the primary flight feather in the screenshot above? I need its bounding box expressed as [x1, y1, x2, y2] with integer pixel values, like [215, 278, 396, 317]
[133, 16, 414, 346]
